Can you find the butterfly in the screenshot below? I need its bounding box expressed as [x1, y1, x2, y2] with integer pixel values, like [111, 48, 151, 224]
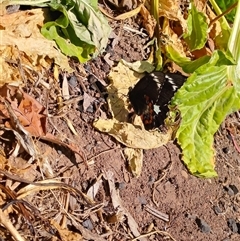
[128, 72, 186, 129]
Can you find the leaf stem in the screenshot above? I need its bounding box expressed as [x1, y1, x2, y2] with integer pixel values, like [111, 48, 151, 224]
[208, 0, 231, 31]
[209, 2, 238, 27]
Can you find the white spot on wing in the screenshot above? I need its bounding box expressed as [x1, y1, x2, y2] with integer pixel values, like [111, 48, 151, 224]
[172, 85, 178, 91]
[150, 73, 162, 84]
[154, 105, 161, 114]
[165, 74, 178, 91]
[165, 75, 173, 81]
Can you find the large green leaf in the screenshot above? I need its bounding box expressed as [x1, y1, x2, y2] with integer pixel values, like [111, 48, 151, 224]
[41, 23, 92, 62]
[183, 3, 208, 51]
[41, 0, 111, 62]
[172, 51, 240, 177]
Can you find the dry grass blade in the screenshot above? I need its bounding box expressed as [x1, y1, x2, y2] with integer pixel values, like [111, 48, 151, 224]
[0, 209, 25, 241]
[0, 169, 94, 205]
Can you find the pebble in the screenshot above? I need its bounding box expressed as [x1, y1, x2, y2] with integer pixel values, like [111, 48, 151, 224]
[224, 186, 235, 196]
[148, 175, 155, 185]
[82, 219, 94, 230]
[213, 205, 222, 215]
[195, 218, 211, 233]
[116, 182, 125, 190]
[222, 147, 230, 154]
[227, 218, 238, 233]
[86, 105, 94, 113]
[68, 76, 78, 87]
[138, 196, 147, 205]
[229, 184, 238, 195]
[185, 213, 197, 220]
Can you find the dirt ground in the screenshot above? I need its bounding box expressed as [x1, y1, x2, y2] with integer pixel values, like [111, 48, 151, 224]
[2, 9, 240, 241]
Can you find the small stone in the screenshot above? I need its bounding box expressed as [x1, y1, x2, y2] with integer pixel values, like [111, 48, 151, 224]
[115, 182, 125, 190]
[213, 205, 222, 215]
[195, 218, 211, 233]
[222, 147, 230, 154]
[82, 219, 94, 230]
[224, 186, 235, 196]
[138, 196, 147, 205]
[185, 213, 196, 220]
[68, 76, 78, 87]
[229, 184, 238, 195]
[95, 92, 100, 98]
[86, 105, 94, 113]
[227, 218, 238, 233]
[148, 175, 155, 185]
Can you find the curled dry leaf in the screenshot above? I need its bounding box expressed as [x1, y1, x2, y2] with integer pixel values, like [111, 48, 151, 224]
[0, 85, 86, 162]
[93, 119, 172, 149]
[158, 0, 187, 31]
[124, 147, 143, 177]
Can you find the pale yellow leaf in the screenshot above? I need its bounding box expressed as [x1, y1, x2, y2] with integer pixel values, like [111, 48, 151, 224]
[93, 119, 172, 149]
[124, 148, 143, 177]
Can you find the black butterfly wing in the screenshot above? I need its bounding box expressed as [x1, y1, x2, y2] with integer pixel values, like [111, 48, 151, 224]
[155, 73, 186, 107]
[154, 73, 186, 127]
[129, 72, 165, 115]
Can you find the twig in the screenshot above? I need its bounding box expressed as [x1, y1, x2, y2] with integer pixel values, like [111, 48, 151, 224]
[123, 25, 148, 37]
[144, 205, 169, 222]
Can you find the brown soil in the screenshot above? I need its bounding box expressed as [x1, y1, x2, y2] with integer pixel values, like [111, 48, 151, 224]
[2, 12, 240, 241]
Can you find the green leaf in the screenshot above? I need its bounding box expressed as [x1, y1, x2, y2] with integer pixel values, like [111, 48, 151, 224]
[41, 24, 92, 62]
[215, 0, 237, 22]
[171, 51, 240, 177]
[166, 45, 210, 73]
[41, 0, 111, 62]
[70, 0, 111, 53]
[183, 4, 208, 51]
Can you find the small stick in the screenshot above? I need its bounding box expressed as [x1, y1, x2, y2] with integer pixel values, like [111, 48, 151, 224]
[144, 204, 169, 222]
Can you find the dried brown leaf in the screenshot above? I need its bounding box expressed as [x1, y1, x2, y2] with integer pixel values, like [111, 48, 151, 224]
[0, 85, 47, 137]
[0, 9, 72, 87]
[140, 5, 156, 38]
